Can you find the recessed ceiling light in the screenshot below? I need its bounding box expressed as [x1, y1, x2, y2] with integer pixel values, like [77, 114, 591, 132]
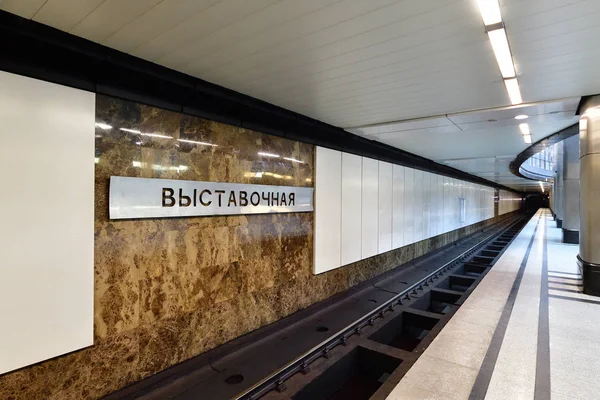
[477, 0, 502, 26]
[488, 28, 516, 79]
[504, 78, 522, 105]
[514, 114, 528, 120]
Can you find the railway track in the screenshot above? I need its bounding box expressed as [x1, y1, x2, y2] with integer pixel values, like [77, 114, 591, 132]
[235, 214, 531, 400]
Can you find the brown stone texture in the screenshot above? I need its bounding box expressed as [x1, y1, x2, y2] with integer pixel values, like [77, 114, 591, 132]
[0, 95, 510, 399]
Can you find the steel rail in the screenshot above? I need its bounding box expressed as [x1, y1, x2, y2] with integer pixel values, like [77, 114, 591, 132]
[234, 215, 528, 400]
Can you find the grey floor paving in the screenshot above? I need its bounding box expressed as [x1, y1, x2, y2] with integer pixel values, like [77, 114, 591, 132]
[387, 209, 600, 400]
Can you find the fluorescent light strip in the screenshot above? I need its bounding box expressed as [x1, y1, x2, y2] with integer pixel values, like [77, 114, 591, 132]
[283, 157, 304, 163]
[258, 152, 280, 158]
[477, 0, 502, 25]
[514, 114, 528, 120]
[524, 134, 532, 144]
[519, 123, 530, 135]
[177, 139, 217, 146]
[539, 181, 544, 192]
[504, 78, 522, 105]
[95, 122, 112, 130]
[488, 28, 515, 78]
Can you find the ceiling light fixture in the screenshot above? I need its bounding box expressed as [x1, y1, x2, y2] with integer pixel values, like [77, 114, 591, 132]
[519, 123, 530, 135]
[177, 139, 217, 146]
[524, 135, 532, 144]
[258, 152, 280, 158]
[477, 0, 502, 25]
[514, 114, 528, 120]
[477, 0, 523, 106]
[504, 78, 522, 105]
[488, 28, 516, 78]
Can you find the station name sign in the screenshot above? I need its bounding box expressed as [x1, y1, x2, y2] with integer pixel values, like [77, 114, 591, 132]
[109, 176, 314, 220]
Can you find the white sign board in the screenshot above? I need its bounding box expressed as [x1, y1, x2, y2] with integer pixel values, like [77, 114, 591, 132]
[109, 176, 314, 219]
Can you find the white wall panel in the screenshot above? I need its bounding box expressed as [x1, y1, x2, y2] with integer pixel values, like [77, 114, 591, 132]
[0, 71, 94, 374]
[442, 176, 450, 233]
[314, 147, 342, 274]
[430, 174, 439, 236]
[341, 153, 362, 266]
[378, 161, 393, 254]
[392, 165, 405, 248]
[422, 171, 431, 239]
[362, 157, 379, 258]
[404, 167, 415, 245]
[413, 170, 423, 242]
[314, 147, 500, 276]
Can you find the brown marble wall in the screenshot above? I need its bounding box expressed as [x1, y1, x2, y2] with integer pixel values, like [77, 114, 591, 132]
[0, 95, 514, 400]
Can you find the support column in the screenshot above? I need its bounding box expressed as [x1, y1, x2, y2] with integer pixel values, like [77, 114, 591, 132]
[579, 98, 600, 295]
[551, 169, 557, 219]
[561, 135, 580, 244]
[554, 141, 564, 228]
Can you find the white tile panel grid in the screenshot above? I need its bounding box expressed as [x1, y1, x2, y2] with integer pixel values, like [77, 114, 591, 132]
[477, 185, 483, 222]
[422, 171, 431, 238]
[413, 169, 424, 242]
[392, 164, 405, 249]
[442, 176, 450, 234]
[314, 147, 498, 274]
[314, 147, 342, 274]
[341, 153, 362, 266]
[452, 179, 459, 231]
[378, 161, 393, 254]
[404, 167, 415, 245]
[430, 173, 438, 236]
[362, 157, 379, 258]
[458, 181, 469, 228]
[0, 71, 94, 374]
[499, 189, 521, 215]
[437, 174, 444, 235]
[467, 182, 474, 225]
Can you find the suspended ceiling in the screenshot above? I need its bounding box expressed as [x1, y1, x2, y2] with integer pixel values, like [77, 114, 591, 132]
[1, 0, 596, 191]
[348, 98, 579, 191]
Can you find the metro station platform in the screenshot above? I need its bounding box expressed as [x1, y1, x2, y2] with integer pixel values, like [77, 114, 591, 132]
[388, 209, 599, 400]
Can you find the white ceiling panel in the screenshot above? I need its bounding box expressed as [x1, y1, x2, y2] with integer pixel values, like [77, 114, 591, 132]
[101, 0, 223, 53]
[157, 0, 342, 70]
[131, 0, 280, 61]
[0, 0, 46, 19]
[199, 0, 468, 84]
[31, 0, 105, 32]
[349, 99, 578, 191]
[69, 0, 164, 42]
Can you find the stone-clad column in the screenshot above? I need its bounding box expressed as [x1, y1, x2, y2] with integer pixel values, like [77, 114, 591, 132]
[554, 141, 564, 228]
[551, 169, 557, 219]
[579, 97, 600, 295]
[561, 134, 580, 244]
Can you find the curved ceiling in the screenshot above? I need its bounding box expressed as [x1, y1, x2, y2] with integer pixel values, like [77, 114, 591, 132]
[1, 0, 596, 191]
